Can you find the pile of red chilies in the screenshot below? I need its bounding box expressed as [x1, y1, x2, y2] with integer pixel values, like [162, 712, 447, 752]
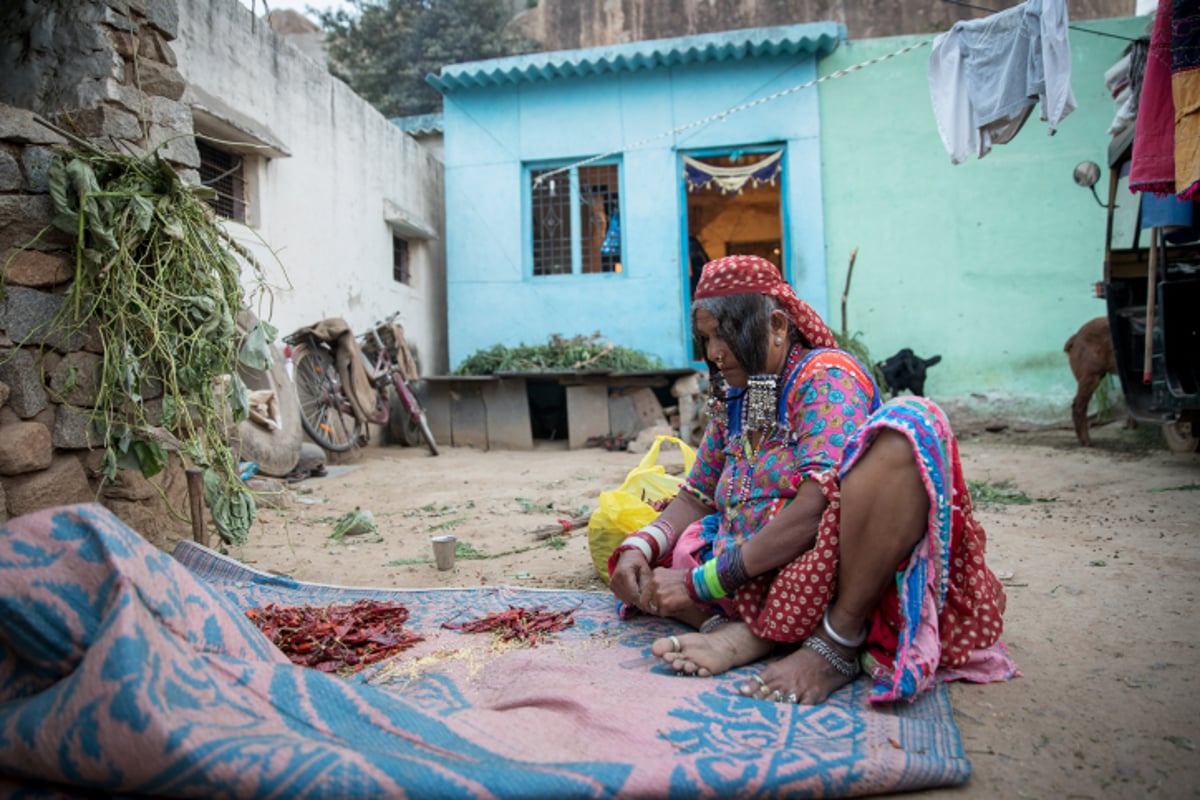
[246, 599, 424, 673]
[441, 605, 576, 645]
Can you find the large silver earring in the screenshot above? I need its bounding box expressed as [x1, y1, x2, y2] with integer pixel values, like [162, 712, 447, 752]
[707, 372, 727, 427]
[746, 374, 778, 431]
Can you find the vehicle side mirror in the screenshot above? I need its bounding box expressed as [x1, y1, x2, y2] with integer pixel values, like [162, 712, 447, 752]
[1073, 160, 1106, 207]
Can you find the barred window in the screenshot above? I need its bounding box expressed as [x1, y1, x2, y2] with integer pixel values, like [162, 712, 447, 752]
[197, 140, 246, 222]
[393, 236, 410, 284]
[529, 161, 621, 276]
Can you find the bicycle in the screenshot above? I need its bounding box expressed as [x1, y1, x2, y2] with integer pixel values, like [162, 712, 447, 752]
[285, 313, 439, 456]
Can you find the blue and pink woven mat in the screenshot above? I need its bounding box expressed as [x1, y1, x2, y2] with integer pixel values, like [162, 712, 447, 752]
[0, 504, 972, 798]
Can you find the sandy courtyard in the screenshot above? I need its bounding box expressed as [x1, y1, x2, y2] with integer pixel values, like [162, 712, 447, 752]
[224, 419, 1199, 799]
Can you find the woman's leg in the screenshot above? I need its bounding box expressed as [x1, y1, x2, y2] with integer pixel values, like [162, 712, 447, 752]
[740, 429, 929, 704]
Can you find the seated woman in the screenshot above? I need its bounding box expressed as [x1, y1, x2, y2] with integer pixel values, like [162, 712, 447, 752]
[609, 255, 1016, 706]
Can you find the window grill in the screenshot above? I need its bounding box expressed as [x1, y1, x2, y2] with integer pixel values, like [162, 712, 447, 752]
[197, 140, 246, 222]
[531, 167, 573, 275]
[579, 164, 620, 274]
[530, 162, 621, 276]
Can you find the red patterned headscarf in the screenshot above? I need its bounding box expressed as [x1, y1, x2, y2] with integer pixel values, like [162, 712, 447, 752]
[693, 255, 837, 349]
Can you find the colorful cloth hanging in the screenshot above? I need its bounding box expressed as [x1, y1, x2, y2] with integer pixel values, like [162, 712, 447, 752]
[601, 208, 621, 256]
[683, 150, 783, 194]
[1129, 0, 1200, 200]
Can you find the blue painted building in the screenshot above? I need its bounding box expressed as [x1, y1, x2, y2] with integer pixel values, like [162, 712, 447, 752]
[430, 16, 1151, 425]
[429, 23, 845, 372]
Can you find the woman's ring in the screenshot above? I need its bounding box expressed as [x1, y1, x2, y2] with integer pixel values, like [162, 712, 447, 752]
[648, 602, 658, 614]
[786, 692, 798, 704]
[668, 635, 681, 653]
[771, 689, 784, 702]
[750, 674, 767, 689]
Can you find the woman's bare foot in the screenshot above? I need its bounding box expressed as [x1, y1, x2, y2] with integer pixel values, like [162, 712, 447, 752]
[651, 621, 774, 677]
[738, 634, 859, 705]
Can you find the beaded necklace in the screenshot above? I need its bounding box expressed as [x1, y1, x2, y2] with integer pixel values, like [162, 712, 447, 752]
[720, 345, 806, 521]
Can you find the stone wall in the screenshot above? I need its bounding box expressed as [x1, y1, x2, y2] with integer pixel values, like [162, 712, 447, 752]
[0, 0, 195, 545]
[511, 0, 1138, 50]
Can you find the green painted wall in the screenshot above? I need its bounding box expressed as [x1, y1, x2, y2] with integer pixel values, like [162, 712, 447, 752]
[818, 17, 1148, 424]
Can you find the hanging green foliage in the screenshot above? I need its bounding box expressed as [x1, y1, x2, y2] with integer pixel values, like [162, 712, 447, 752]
[834, 330, 888, 395]
[7, 145, 276, 545]
[453, 333, 664, 375]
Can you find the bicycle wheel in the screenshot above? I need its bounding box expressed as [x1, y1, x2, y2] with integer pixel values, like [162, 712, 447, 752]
[292, 344, 365, 453]
[387, 379, 439, 456]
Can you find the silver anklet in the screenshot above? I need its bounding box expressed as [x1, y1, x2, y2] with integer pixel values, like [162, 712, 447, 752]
[822, 607, 867, 649]
[699, 614, 729, 634]
[802, 636, 862, 679]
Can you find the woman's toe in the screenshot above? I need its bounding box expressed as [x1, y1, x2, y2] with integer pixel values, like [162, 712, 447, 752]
[740, 673, 773, 697]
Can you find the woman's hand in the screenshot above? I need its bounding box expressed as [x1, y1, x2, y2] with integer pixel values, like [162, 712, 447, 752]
[640, 566, 694, 616]
[610, 549, 652, 610]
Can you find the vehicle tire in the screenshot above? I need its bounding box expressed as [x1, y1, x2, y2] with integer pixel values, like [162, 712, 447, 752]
[293, 343, 365, 453]
[1162, 414, 1199, 453]
[229, 309, 303, 477]
[386, 380, 439, 456]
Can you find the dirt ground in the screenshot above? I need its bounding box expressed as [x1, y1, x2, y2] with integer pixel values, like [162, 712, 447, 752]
[225, 418, 1200, 799]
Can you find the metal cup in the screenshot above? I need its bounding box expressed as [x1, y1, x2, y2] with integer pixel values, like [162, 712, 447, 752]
[431, 535, 457, 571]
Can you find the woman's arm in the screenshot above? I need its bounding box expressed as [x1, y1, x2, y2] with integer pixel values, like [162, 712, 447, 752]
[639, 478, 825, 615]
[610, 490, 711, 610]
[740, 358, 876, 576]
[738, 477, 826, 576]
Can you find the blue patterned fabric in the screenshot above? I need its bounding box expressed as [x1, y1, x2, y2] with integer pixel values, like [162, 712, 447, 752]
[0, 504, 973, 798]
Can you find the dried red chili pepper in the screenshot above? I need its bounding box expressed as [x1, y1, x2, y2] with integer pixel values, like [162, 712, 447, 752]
[441, 605, 577, 646]
[645, 494, 673, 512]
[246, 599, 424, 674]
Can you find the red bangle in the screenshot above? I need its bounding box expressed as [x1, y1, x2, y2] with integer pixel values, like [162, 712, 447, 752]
[606, 542, 649, 579]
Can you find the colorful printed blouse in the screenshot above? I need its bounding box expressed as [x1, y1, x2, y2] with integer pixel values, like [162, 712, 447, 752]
[681, 347, 880, 548]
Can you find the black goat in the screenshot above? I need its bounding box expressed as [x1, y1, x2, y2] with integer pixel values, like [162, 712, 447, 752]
[877, 348, 942, 397]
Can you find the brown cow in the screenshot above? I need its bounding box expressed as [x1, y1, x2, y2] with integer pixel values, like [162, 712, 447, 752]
[1064, 316, 1118, 447]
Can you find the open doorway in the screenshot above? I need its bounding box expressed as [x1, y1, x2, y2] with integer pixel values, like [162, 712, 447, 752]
[682, 146, 785, 363]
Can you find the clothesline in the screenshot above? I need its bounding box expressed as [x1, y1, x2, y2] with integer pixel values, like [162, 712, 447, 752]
[530, 38, 932, 188]
[941, 0, 1140, 42]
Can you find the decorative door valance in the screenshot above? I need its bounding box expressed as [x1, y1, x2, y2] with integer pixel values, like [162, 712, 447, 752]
[683, 150, 783, 194]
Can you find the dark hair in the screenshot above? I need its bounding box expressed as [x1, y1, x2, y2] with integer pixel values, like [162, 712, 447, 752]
[691, 293, 803, 373]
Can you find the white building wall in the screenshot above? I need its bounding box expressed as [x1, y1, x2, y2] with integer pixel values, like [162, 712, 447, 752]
[172, 0, 447, 374]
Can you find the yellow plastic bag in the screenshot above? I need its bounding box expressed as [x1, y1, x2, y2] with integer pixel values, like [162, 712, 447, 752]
[587, 435, 697, 584]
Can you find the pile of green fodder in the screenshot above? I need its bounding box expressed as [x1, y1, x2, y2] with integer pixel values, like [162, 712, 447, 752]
[834, 330, 888, 395]
[453, 332, 664, 375]
[6, 145, 278, 545]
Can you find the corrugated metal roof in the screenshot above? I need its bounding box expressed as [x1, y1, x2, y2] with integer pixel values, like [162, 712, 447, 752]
[391, 112, 444, 136]
[427, 22, 846, 92]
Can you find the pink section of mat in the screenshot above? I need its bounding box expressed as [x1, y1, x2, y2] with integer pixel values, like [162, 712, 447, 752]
[0, 503, 972, 798]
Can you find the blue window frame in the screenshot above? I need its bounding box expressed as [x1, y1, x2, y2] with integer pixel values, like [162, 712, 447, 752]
[528, 160, 622, 276]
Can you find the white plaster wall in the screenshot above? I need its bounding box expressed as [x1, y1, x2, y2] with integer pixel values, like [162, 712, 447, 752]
[172, 0, 447, 374]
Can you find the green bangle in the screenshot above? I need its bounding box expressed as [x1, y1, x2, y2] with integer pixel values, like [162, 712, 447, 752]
[702, 559, 727, 600]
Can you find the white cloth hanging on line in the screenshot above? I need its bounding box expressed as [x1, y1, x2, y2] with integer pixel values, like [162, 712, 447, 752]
[927, 0, 1077, 164]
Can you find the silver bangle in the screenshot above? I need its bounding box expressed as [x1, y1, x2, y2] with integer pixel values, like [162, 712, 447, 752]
[802, 636, 861, 679]
[699, 614, 729, 634]
[822, 606, 868, 649]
